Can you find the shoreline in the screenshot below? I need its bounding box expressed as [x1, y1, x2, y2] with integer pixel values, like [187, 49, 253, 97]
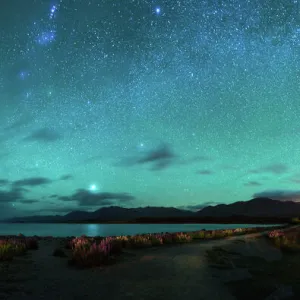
[0, 220, 290, 224]
[1, 225, 298, 299]
[0, 224, 285, 239]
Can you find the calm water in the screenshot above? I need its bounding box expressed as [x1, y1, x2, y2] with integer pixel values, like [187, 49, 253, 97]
[0, 223, 281, 237]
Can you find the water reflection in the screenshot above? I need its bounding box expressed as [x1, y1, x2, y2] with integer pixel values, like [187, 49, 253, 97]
[0, 223, 282, 237]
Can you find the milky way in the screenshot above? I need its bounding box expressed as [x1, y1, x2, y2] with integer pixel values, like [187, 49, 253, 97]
[1, 0, 300, 218]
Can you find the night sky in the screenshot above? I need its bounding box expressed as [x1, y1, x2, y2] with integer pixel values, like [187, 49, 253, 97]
[1, 0, 300, 219]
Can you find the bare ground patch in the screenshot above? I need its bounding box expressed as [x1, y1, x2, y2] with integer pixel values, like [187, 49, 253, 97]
[205, 230, 300, 300]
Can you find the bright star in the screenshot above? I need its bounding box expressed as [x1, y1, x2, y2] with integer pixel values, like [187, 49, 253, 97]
[89, 184, 97, 192]
[49, 5, 57, 19]
[155, 7, 161, 15]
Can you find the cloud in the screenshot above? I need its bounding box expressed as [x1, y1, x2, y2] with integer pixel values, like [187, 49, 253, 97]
[36, 206, 78, 214]
[0, 203, 21, 219]
[179, 155, 212, 165]
[118, 143, 177, 171]
[0, 179, 10, 186]
[253, 190, 300, 202]
[24, 128, 62, 142]
[250, 163, 288, 175]
[59, 174, 73, 181]
[13, 177, 53, 187]
[196, 169, 213, 175]
[0, 188, 24, 202]
[0, 185, 29, 219]
[137, 144, 175, 164]
[60, 189, 135, 207]
[11, 186, 30, 193]
[58, 196, 71, 201]
[19, 199, 39, 204]
[179, 201, 223, 211]
[149, 159, 173, 171]
[245, 181, 262, 186]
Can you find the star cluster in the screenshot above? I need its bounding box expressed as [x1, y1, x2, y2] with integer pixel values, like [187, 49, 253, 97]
[1, 0, 300, 218]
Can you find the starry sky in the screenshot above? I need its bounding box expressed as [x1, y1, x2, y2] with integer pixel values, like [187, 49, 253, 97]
[1, 0, 300, 219]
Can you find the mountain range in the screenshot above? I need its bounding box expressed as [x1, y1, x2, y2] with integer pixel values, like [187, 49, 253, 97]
[2, 197, 300, 223]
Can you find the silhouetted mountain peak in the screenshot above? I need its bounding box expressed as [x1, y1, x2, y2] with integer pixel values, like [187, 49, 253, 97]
[4, 198, 300, 223]
[197, 198, 300, 217]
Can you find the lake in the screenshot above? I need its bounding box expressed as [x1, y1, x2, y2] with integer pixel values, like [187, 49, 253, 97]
[0, 223, 282, 237]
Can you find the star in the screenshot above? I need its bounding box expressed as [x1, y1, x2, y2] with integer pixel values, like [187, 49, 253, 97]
[1, 0, 300, 219]
[37, 30, 56, 45]
[155, 7, 161, 15]
[49, 5, 57, 19]
[19, 71, 30, 80]
[137, 142, 146, 152]
[89, 184, 97, 192]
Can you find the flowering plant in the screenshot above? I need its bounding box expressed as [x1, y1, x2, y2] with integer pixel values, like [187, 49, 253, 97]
[268, 230, 284, 239]
[0, 237, 37, 261]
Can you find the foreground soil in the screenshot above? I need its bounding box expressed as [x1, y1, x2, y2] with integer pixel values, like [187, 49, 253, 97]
[206, 226, 300, 300]
[0, 227, 298, 300]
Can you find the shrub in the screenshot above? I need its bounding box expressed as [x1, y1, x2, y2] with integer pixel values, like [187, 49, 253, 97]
[53, 248, 67, 257]
[67, 226, 272, 268]
[190, 230, 206, 239]
[0, 238, 29, 261]
[268, 230, 284, 239]
[65, 240, 73, 249]
[233, 228, 244, 234]
[212, 230, 224, 239]
[129, 235, 152, 248]
[204, 232, 213, 239]
[149, 234, 163, 246]
[24, 237, 39, 250]
[267, 229, 300, 252]
[172, 232, 192, 244]
[71, 236, 92, 250]
[109, 239, 123, 255]
[0, 241, 15, 261]
[291, 217, 300, 224]
[223, 229, 234, 236]
[70, 237, 114, 267]
[161, 233, 173, 244]
[115, 236, 129, 248]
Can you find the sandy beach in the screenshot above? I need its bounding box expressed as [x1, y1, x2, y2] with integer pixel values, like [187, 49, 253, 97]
[0, 227, 299, 300]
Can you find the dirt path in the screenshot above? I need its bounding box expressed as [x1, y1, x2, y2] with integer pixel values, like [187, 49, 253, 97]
[0, 227, 295, 300]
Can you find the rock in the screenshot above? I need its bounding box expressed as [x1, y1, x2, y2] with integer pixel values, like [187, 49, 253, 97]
[264, 284, 294, 300]
[52, 248, 67, 257]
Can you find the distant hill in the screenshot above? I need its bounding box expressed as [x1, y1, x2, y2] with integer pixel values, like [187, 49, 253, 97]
[3, 206, 194, 223]
[197, 197, 300, 217]
[2, 198, 300, 223]
[63, 206, 193, 221]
